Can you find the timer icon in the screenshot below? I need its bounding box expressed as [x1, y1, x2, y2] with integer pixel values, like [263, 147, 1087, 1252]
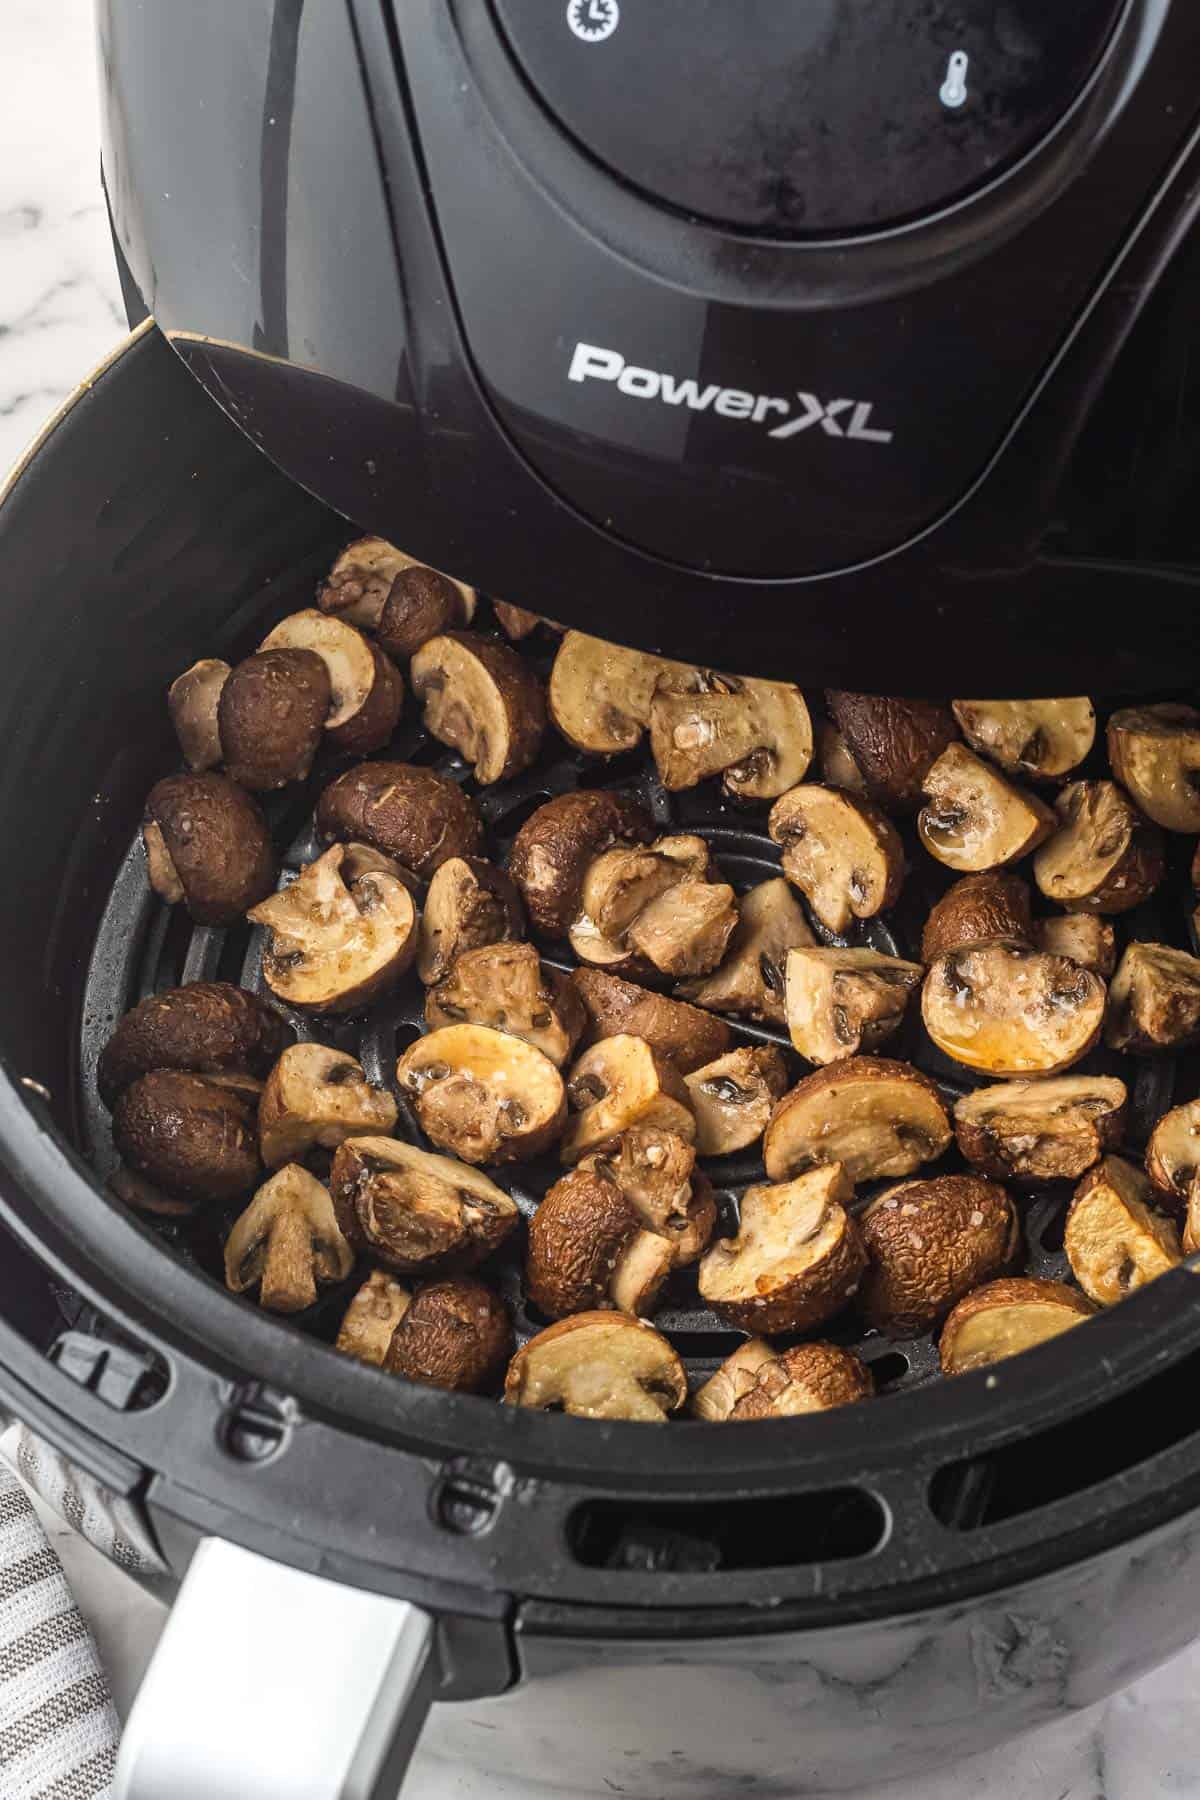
[566, 0, 620, 44]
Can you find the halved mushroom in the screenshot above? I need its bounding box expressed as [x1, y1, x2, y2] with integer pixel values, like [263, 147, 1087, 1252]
[1032, 781, 1164, 914]
[570, 969, 731, 1074]
[684, 1046, 790, 1157]
[410, 631, 546, 783]
[580, 1125, 715, 1264]
[417, 855, 524, 986]
[1105, 941, 1200, 1053]
[648, 669, 813, 800]
[562, 1034, 695, 1163]
[939, 1277, 1096, 1375]
[690, 1339, 778, 1421]
[492, 602, 541, 641]
[577, 839, 707, 944]
[768, 785, 906, 934]
[1146, 1099, 1200, 1218]
[825, 692, 959, 812]
[260, 610, 403, 755]
[317, 761, 483, 877]
[144, 773, 277, 925]
[951, 698, 1095, 780]
[330, 1136, 519, 1272]
[679, 878, 814, 1025]
[383, 1279, 512, 1392]
[248, 843, 418, 1013]
[336, 1269, 412, 1366]
[376, 566, 475, 660]
[859, 1174, 1017, 1337]
[97, 981, 289, 1109]
[168, 658, 230, 771]
[698, 1163, 866, 1334]
[626, 882, 738, 979]
[1032, 913, 1117, 978]
[920, 872, 1033, 965]
[547, 632, 682, 755]
[525, 1167, 674, 1318]
[1065, 1156, 1182, 1306]
[396, 1024, 566, 1164]
[317, 538, 474, 632]
[112, 1070, 261, 1209]
[922, 942, 1105, 1077]
[1107, 703, 1200, 832]
[508, 790, 655, 938]
[954, 1075, 1127, 1184]
[504, 1313, 688, 1421]
[258, 1043, 398, 1168]
[216, 649, 332, 791]
[425, 941, 586, 1066]
[918, 745, 1056, 872]
[727, 1343, 874, 1420]
[224, 1164, 354, 1313]
[784, 947, 923, 1064]
[816, 721, 869, 796]
[763, 1057, 952, 1186]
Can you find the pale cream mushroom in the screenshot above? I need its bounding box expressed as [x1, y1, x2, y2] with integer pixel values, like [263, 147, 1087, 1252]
[168, 658, 230, 771]
[1107, 703, 1200, 832]
[1146, 1099, 1200, 1220]
[816, 721, 869, 795]
[951, 698, 1095, 779]
[258, 1043, 398, 1168]
[507, 790, 654, 939]
[504, 1314, 688, 1421]
[922, 942, 1105, 1077]
[569, 835, 731, 978]
[1032, 913, 1116, 977]
[1032, 781, 1164, 914]
[525, 1167, 674, 1319]
[648, 669, 813, 800]
[690, 1339, 778, 1421]
[580, 1125, 715, 1264]
[683, 1046, 789, 1156]
[547, 632, 683, 755]
[679, 877, 814, 1025]
[410, 631, 546, 783]
[336, 1269, 412, 1365]
[260, 608, 402, 755]
[768, 785, 905, 934]
[939, 1278, 1096, 1375]
[625, 881, 738, 979]
[316, 537, 474, 632]
[918, 744, 1056, 871]
[1105, 941, 1200, 1054]
[416, 855, 524, 986]
[698, 1163, 866, 1334]
[577, 838, 709, 944]
[396, 1024, 566, 1164]
[424, 941, 586, 1066]
[1065, 1156, 1182, 1307]
[329, 1136, 519, 1271]
[562, 1034, 696, 1163]
[224, 1164, 354, 1313]
[763, 1057, 951, 1186]
[784, 947, 922, 1064]
[954, 1075, 1126, 1184]
[249, 843, 418, 1014]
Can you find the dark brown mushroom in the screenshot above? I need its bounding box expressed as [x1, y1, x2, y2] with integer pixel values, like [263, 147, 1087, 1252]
[410, 631, 546, 783]
[570, 968, 732, 1074]
[330, 1136, 519, 1273]
[168, 658, 230, 771]
[940, 1277, 1096, 1375]
[97, 981, 289, 1109]
[317, 760, 483, 877]
[859, 1173, 1017, 1337]
[825, 692, 959, 812]
[144, 773, 277, 925]
[260, 610, 403, 755]
[726, 1343, 874, 1420]
[698, 1164, 866, 1335]
[224, 1164, 354, 1313]
[492, 602, 541, 641]
[383, 1279, 512, 1392]
[316, 538, 473, 632]
[216, 649, 332, 790]
[768, 784, 905, 933]
[112, 1070, 261, 1210]
[1032, 781, 1165, 914]
[920, 871, 1033, 965]
[425, 941, 586, 1066]
[507, 790, 655, 938]
[525, 1167, 674, 1318]
[376, 565, 475, 659]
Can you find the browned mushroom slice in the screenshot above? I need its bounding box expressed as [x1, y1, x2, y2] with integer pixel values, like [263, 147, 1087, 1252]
[768, 785, 905, 934]
[922, 942, 1105, 1077]
[425, 941, 586, 1067]
[763, 1057, 951, 1186]
[492, 602, 541, 641]
[260, 610, 403, 755]
[335, 1269, 411, 1366]
[112, 1070, 261, 1210]
[144, 774, 277, 926]
[920, 872, 1033, 965]
[626, 882, 739, 979]
[547, 632, 682, 755]
[1032, 781, 1164, 914]
[939, 1277, 1096, 1375]
[317, 761, 483, 877]
[1032, 912, 1116, 977]
[580, 1126, 715, 1264]
[1186, 1193, 1200, 1257]
[698, 1163, 866, 1334]
[384, 1279, 512, 1392]
[784, 947, 922, 1065]
[417, 855, 524, 986]
[258, 1043, 397, 1168]
[330, 1136, 519, 1272]
[376, 566, 475, 660]
[577, 841, 703, 944]
[1106, 941, 1200, 1054]
[97, 981, 289, 1108]
[1146, 1099, 1200, 1217]
[217, 649, 332, 791]
[504, 1313, 688, 1420]
[690, 1339, 779, 1421]
[951, 698, 1095, 779]
[525, 1167, 673, 1319]
[168, 658, 230, 771]
[918, 745, 1056, 872]
[729, 1343, 874, 1420]
[859, 1174, 1017, 1337]
[825, 692, 959, 812]
[396, 1024, 566, 1164]
[224, 1164, 354, 1313]
[648, 670, 813, 800]
[954, 1075, 1126, 1184]
[562, 1034, 695, 1163]
[816, 721, 869, 795]
[410, 631, 546, 783]
[1065, 1156, 1182, 1306]
[316, 538, 474, 631]
[679, 878, 814, 1025]
[1108, 703, 1200, 832]
[684, 1046, 789, 1156]
[507, 790, 655, 937]
[248, 843, 418, 1013]
[570, 968, 731, 1074]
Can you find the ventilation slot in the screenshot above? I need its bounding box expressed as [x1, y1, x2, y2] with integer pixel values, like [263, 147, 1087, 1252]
[569, 1488, 886, 1573]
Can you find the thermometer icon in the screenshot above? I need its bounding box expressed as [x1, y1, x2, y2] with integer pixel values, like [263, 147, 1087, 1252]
[940, 51, 969, 110]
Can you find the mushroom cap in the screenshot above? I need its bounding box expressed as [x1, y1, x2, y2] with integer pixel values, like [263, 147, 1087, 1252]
[825, 692, 959, 813]
[562, 1034, 696, 1163]
[317, 761, 483, 877]
[317, 537, 470, 632]
[763, 1057, 952, 1187]
[679, 877, 814, 1025]
[504, 1313, 688, 1421]
[249, 843, 418, 1014]
[684, 1046, 790, 1157]
[1065, 1155, 1181, 1307]
[507, 790, 655, 938]
[918, 744, 1056, 872]
[784, 947, 922, 1065]
[920, 871, 1033, 965]
[768, 784, 906, 934]
[1033, 781, 1165, 914]
[922, 941, 1106, 1077]
[1032, 913, 1116, 978]
[97, 981, 289, 1109]
[581, 1126, 715, 1264]
[939, 1277, 1096, 1375]
[396, 1024, 567, 1164]
[1146, 1098, 1200, 1214]
[954, 1075, 1126, 1184]
[145, 773, 277, 925]
[259, 609, 404, 755]
[548, 632, 682, 755]
[647, 670, 812, 799]
[377, 564, 473, 659]
[411, 631, 546, 784]
[168, 658, 230, 771]
[425, 941, 585, 1067]
[698, 1163, 866, 1335]
[1107, 703, 1200, 832]
[416, 856, 524, 987]
[526, 1167, 646, 1318]
[690, 1338, 778, 1421]
[112, 1070, 261, 1208]
[258, 1043, 398, 1168]
[859, 1173, 1018, 1337]
[330, 1135, 519, 1272]
[570, 968, 731, 1074]
[336, 1269, 412, 1366]
[224, 1163, 354, 1313]
[385, 1278, 513, 1392]
[217, 649, 332, 790]
[1105, 940, 1200, 1054]
[729, 1343, 874, 1419]
[951, 698, 1095, 780]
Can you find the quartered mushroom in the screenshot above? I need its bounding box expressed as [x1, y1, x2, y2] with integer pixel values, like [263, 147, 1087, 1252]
[424, 941, 586, 1067]
[525, 1167, 674, 1319]
[920, 871, 1033, 965]
[625, 880, 738, 979]
[951, 698, 1095, 780]
[97, 981, 289, 1109]
[168, 658, 230, 771]
[954, 1075, 1127, 1184]
[417, 855, 524, 986]
[647, 668, 813, 800]
[144, 773, 277, 925]
[376, 566, 476, 660]
[768, 784, 906, 934]
[258, 1044, 398, 1168]
[336, 1271, 511, 1393]
[1107, 703, 1200, 832]
[217, 649, 332, 790]
[1065, 1155, 1182, 1307]
[1105, 940, 1200, 1054]
[260, 609, 403, 756]
[1032, 913, 1117, 977]
[248, 842, 418, 1013]
[718, 1343, 874, 1421]
[690, 1338, 779, 1421]
[410, 631, 547, 783]
[317, 760, 483, 877]
[330, 1136, 519, 1272]
[939, 1277, 1096, 1375]
[684, 1046, 790, 1157]
[507, 790, 655, 938]
[547, 631, 683, 755]
[396, 1024, 566, 1164]
[816, 721, 869, 795]
[825, 692, 959, 812]
[580, 1125, 715, 1264]
[678, 877, 814, 1026]
[111, 1070, 262, 1211]
[562, 1034, 695, 1163]
[504, 1314, 688, 1421]
[568, 835, 724, 977]
[918, 744, 1056, 872]
[317, 538, 474, 633]
[570, 968, 731, 1074]
[922, 942, 1106, 1077]
[1032, 781, 1164, 914]
[1147, 1099, 1200, 1218]
[575, 837, 710, 946]
[784, 946, 923, 1064]
[859, 1174, 1017, 1337]
[698, 1163, 867, 1335]
[224, 1164, 354, 1313]
[336, 1269, 412, 1366]
[763, 1057, 952, 1186]
[492, 602, 542, 641]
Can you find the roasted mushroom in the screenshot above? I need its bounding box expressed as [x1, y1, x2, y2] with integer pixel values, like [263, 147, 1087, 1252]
[859, 1174, 1017, 1337]
[920, 871, 1033, 965]
[922, 942, 1105, 1077]
[330, 1136, 519, 1272]
[1032, 781, 1164, 914]
[168, 658, 230, 771]
[1032, 913, 1117, 978]
[763, 1057, 952, 1186]
[547, 632, 682, 756]
[317, 537, 474, 632]
[784, 947, 923, 1064]
[504, 1314, 688, 1421]
[416, 855, 524, 986]
[1065, 1156, 1182, 1306]
[724, 1343, 873, 1420]
[1105, 941, 1200, 1053]
[698, 1164, 866, 1335]
[425, 941, 586, 1067]
[648, 669, 813, 800]
[97, 981, 289, 1108]
[492, 602, 541, 641]
[918, 745, 1056, 872]
[768, 785, 906, 934]
[410, 631, 546, 783]
[562, 1034, 695, 1163]
[951, 698, 1095, 780]
[507, 790, 654, 938]
[816, 721, 869, 796]
[690, 1338, 779, 1421]
[580, 1126, 715, 1264]
[216, 649, 332, 790]
[954, 1076, 1126, 1184]
[1107, 703, 1200, 832]
[396, 1024, 566, 1164]
[570, 968, 731, 1074]
[679, 878, 815, 1025]
[317, 761, 483, 877]
[683, 1046, 790, 1157]
[574, 837, 709, 945]
[939, 1277, 1096, 1375]
[336, 1269, 510, 1392]
[569, 837, 734, 978]
[144, 773, 277, 925]
[335, 1268, 412, 1366]
[224, 1164, 354, 1313]
[258, 1043, 397, 1167]
[625, 881, 738, 979]
[824, 692, 958, 812]
[525, 1167, 674, 1318]
[260, 610, 403, 755]
[376, 566, 475, 660]
[112, 1070, 261, 1209]
[249, 843, 418, 1013]
[1146, 1099, 1200, 1217]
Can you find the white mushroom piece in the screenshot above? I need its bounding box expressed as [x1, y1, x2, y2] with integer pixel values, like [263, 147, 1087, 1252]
[248, 843, 418, 1014]
[1146, 1099, 1200, 1224]
[768, 785, 905, 934]
[683, 1046, 789, 1157]
[1032, 914, 1117, 978]
[940, 1278, 1096, 1375]
[922, 942, 1106, 1078]
[951, 698, 1095, 780]
[679, 877, 814, 1024]
[329, 1137, 519, 1272]
[954, 1076, 1127, 1184]
[698, 1163, 866, 1334]
[258, 1044, 398, 1168]
[763, 1058, 952, 1186]
[224, 1165, 354, 1313]
[259, 608, 403, 755]
[547, 632, 685, 755]
[410, 631, 546, 783]
[168, 658, 231, 771]
[569, 835, 736, 980]
[784, 947, 923, 1064]
[693, 1341, 873, 1421]
[1032, 781, 1164, 914]
[525, 1167, 675, 1319]
[425, 941, 586, 1067]
[1064, 1156, 1182, 1307]
[1105, 941, 1200, 1054]
[918, 744, 1055, 871]
[396, 1024, 566, 1164]
[648, 668, 813, 800]
[504, 1314, 688, 1421]
[416, 855, 524, 987]
[1107, 703, 1200, 832]
[562, 1034, 696, 1164]
[579, 1125, 715, 1265]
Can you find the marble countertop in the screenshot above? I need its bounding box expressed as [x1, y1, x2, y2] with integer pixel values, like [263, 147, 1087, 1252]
[2, 4, 1199, 1797]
